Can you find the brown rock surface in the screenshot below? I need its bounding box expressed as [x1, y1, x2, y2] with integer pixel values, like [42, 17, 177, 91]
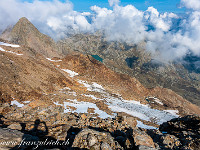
[1, 17, 61, 58]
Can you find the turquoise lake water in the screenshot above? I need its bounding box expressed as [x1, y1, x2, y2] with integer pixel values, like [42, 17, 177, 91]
[91, 55, 103, 62]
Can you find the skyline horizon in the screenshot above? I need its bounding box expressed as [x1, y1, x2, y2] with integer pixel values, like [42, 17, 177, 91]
[21, 0, 185, 13]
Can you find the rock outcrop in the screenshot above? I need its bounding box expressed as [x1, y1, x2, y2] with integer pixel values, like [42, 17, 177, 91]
[146, 115, 200, 150]
[159, 115, 200, 150]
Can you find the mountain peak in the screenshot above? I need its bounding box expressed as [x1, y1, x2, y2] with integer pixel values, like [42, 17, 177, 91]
[18, 17, 30, 22]
[0, 17, 61, 57]
[10, 17, 39, 44]
[14, 17, 38, 32]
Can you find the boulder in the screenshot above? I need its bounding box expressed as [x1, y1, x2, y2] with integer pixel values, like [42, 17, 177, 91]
[72, 129, 122, 149]
[7, 123, 22, 130]
[133, 128, 155, 148]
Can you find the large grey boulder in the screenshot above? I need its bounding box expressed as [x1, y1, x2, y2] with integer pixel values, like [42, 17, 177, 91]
[72, 129, 123, 150]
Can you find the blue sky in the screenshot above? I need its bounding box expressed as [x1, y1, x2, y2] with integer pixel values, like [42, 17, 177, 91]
[22, 0, 185, 13]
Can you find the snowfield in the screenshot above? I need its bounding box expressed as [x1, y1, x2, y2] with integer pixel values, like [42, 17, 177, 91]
[107, 97, 179, 125]
[76, 80, 179, 124]
[53, 79, 180, 128]
[136, 120, 157, 130]
[54, 99, 113, 119]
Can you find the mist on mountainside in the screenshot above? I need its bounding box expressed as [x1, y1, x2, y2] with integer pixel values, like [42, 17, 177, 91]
[0, 0, 200, 63]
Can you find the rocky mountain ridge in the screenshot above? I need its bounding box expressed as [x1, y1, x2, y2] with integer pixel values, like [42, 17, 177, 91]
[1, 17, 62, 58]
[0, 17, 200, 149]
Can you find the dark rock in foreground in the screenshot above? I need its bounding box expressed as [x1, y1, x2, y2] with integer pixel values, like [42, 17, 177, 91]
[147, 115, 200, 150]
[0, 115, 200, 150]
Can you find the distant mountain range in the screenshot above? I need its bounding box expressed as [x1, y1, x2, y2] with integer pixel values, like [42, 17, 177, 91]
[57, 32, 200, 107]
[0, 17, 200, 150]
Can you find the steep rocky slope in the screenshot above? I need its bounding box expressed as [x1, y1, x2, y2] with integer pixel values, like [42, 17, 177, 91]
[0, 38, 199, 127]
[58, 33, 200, 106]
[1, 17, 61, 58]
[1, 38, 199, 122]
[0, 18, 200, 149]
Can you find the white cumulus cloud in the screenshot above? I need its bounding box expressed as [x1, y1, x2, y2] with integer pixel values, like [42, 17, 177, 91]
[181, 0, 200, 10]
[108, 0, 120, 7]
[0, 0, 200, 62]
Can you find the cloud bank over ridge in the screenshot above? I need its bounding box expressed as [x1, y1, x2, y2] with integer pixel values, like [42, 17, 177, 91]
[0, 0, 200, 62]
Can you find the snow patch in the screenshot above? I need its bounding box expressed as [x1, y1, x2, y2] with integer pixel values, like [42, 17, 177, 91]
[123, 99, 149, 108]
[53, 102, 63, 106]
[11, 100, 24, 107]
[82, 94, 101, 100]
[154, 98, 163, 105]
[23, 101, 30, 104]
[64, 99, 113, 119]
[107, 96, 178, 125]
[53, 80, 179, 124]
[77, 80, 179, 124]
[0, 47, 23, 55]
[62, 87, 71, 90]
[0, 42, 20, 48]
[55, 99, 113, 119]
[78, 80, 106, 93]
[0, 47, 5, 52]
[61, 69, 78, 77]
[136, 120, 158, 130]
[110, 105, 150, 121]
[92, 82, 105, 90]
[164, 110, 179, 116]
[46, 58, 62, 62]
